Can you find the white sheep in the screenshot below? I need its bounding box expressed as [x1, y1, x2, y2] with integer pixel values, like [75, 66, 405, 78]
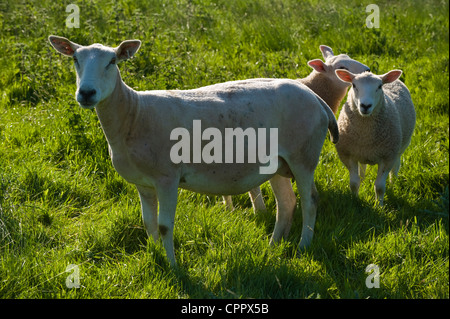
[223, 45, 370, 212]
[301, 45, 370, 114]
[48, 35, 339, 266]
[334, 69, 416, 205]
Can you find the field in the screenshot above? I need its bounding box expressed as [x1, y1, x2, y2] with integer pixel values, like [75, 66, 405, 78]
[0, 0, 448, 299]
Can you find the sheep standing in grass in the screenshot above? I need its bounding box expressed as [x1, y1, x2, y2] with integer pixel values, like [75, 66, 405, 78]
[223, 45, 369, 212]
[334, 69, 416, 205]
[48, 35, 339, 266]
[300, 45, 370, 114]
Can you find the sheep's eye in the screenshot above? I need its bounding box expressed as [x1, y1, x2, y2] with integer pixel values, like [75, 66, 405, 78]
[378, 84, 382, 90]
[338, 66, 348, 70]
[73, 56, 79, 65]
[108, 58, 116, 66]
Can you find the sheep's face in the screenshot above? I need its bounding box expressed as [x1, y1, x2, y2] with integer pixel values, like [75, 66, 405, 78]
[73, 45, 119, 109]
[335, 69, 403, 117]
[49, 36, 141, 109]
[349, 74, 384, 116]
[307, 45, 370, 89]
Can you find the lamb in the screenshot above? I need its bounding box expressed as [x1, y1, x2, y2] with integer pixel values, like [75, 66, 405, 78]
[48, 35, 339, 266]
[334, 69, 416, 205]
[223, 45, 369, 212]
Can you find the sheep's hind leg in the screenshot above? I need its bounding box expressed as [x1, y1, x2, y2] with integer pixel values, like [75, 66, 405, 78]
[269, 175, 296, 244]
[291, 165, 318, 251]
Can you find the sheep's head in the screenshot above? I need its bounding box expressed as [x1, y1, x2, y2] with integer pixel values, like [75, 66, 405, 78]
[335, 69, 402, 116]
[48, 35, 141, 109]
[307, 45, 370, 88]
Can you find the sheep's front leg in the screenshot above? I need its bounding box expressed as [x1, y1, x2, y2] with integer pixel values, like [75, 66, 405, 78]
[375, 162, 392, 206]
[346, 159, 361, 196]
[136, 186, 159, 242]
[156, 180, 179, 266]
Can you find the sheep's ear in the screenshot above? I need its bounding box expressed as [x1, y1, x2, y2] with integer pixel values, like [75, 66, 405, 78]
[308, 59, 328, 73]
[335, 69, 355, 83]
[48, 35, 80, 56]
[115, 40, 141, 62]
[380, 70, 402, 84]
[319, 45, 334, 60]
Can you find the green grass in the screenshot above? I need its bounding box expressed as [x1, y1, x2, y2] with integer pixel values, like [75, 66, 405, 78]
[0, 0, 448, 299]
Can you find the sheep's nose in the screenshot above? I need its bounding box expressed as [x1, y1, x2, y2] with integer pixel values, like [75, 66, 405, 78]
[360, 103, 372, 111]
[79, 89, 96, 99]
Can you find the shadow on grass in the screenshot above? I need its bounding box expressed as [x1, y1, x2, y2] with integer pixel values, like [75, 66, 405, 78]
[172, 250, 334, 299]
[82, 184, 448, 298]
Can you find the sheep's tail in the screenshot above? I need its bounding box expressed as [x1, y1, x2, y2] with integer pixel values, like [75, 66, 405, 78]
[317, 96, 339, 144]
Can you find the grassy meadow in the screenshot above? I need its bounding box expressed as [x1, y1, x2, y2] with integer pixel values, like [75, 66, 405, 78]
[0, 0, 448, 299]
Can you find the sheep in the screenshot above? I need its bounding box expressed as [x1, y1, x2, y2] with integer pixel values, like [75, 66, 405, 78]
[48, 35, 339, 266]
[334, 69, 416, 205]
[300, 45, 370, 114]
[223, 45, 370, 212]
